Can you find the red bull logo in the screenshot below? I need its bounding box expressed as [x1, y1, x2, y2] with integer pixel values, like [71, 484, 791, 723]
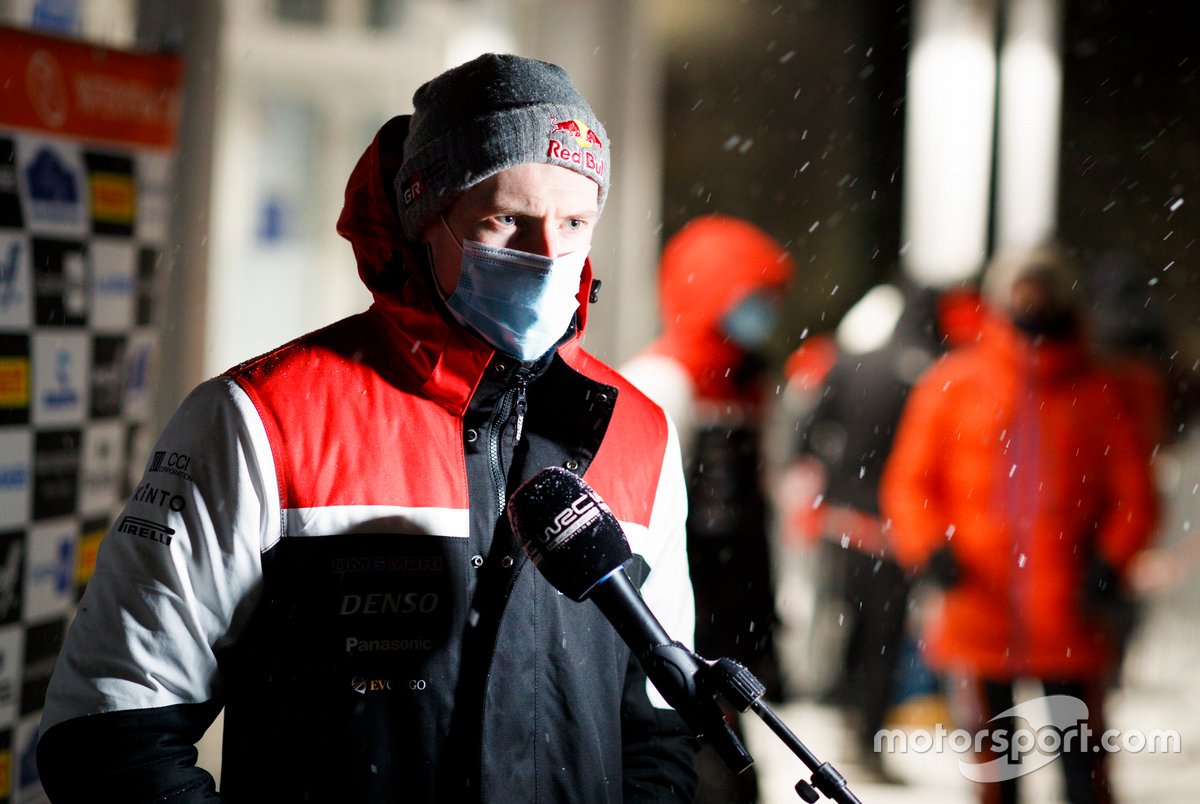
[550, 117, 602, 149]
[547, 117, 605, 179]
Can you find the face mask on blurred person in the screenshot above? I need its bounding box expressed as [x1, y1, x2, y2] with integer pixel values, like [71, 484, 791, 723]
[721, 289, 781, 351]
[1011, 307, 1077, 342]
[443, 235, 587, 362]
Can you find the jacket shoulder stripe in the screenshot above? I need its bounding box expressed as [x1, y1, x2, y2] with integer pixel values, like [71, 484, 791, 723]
[285, 504, 469, 538]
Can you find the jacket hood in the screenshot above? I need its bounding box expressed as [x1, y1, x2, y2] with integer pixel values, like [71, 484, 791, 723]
[334, 116, 596, 408]
[646, 215, 793, 398]
[656, 214, 793, 340]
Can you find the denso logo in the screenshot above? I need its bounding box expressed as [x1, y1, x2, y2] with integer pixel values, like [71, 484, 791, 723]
[542, 492, 601, 549]
[339, 592, 439, 615]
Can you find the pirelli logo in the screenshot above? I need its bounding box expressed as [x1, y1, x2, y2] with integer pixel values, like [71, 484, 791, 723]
[117, 515, 174, 546]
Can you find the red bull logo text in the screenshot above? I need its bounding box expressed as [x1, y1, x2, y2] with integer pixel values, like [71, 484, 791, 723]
[548, 117, 605, 179]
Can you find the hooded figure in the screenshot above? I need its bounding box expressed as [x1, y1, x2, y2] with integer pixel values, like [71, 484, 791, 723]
[881, 243, 1158, 804]
[622, 214, 794, 804]
[38, 54, 699, 803]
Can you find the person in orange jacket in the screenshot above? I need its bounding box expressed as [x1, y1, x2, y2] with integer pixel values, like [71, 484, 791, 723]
[880, 244, 1158, 804]
[622, 214, 794, 804]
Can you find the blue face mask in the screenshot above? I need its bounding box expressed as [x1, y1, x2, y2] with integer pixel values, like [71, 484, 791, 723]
[442, 231, 588, 362]
[720, 289, 780, 351]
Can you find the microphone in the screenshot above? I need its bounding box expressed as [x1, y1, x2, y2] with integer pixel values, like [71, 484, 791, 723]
[507, 467, 754, 773]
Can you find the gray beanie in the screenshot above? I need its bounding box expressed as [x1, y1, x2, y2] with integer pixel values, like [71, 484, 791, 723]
[396, 53, 610, 242]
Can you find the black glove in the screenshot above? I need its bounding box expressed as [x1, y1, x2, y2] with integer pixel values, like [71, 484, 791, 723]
[923, 544, 960, 589]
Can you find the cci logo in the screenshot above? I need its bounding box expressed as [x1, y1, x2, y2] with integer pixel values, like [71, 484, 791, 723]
[149, 450, 192, 480]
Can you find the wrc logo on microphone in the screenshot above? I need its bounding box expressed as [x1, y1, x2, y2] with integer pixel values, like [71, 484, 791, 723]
[543, 492, 603, 550]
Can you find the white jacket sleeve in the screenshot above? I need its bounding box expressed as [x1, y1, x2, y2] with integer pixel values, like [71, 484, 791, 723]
[41, 377, 277, 730]
[622, 414, 695, 709]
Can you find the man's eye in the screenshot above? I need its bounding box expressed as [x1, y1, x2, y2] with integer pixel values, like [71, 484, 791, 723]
[495, 215, 518, 227]
[566, 219, 587, 231]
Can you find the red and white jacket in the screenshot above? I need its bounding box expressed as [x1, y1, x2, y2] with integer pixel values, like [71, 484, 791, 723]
[39, 116, 697, 802]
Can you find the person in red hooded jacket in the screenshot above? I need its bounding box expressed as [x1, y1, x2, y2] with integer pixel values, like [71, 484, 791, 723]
[622, 214, 794, 804]
[881, 244, 1158, 804]
[37, 54, 699, 803]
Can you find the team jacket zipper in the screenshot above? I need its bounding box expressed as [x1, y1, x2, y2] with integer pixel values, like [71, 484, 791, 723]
[488, 370, 529, 514]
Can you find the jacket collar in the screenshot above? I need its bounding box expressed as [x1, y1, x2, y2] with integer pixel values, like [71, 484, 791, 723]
[981, 312, 1089, 381]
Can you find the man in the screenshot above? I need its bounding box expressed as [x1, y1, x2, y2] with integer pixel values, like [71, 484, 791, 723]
[621, 214, 792, 803]
[37, 54, 699, 802]
[881, 244, 1158, 804]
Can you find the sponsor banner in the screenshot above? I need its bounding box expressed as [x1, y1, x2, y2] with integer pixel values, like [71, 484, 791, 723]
[14, 135, 88, 239]
[78, 420, 122, 517]
[0, 336, 30, 428]
[87, 334, 124, 418]
[74, 517, 107, 598]
[0, 232, 31, 330]
[121, 328, 156, 421]
[134, 247, 160, 327]
[0, 27, 182, 799]
[30, 237, 86, 327]
[31, 429, 79, 520]
[24, 520, 76, 623]
[19, 618, 64, 717]
[84, 151, 135, 236]
[0, 26, 183, 149]
[30, 331, 87, 426]
[0, 625, 23, 730]
[14, 713, 43, 802]
[134, 152, 171, 244]
[87, 239, 135, 331]
[0, 431, 31, 529]
[0, 532, 22, 627]
[0, 136, 24, 229]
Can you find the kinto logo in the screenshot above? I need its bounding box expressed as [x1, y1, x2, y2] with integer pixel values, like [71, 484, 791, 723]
[875, 695, 1181, 783]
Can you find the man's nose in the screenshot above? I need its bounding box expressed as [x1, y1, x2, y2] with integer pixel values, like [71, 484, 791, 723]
[519, 222, 557, 258]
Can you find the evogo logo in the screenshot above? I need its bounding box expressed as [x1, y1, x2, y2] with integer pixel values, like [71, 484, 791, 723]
[542, 492, 601, 550]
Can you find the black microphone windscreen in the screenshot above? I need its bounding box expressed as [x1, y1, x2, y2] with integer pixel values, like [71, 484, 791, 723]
[507, 467, 633, 602]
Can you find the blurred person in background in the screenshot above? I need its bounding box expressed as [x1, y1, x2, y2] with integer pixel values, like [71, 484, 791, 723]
[622, 214, 793, 804]
[791, 279, 979, 782]
[881, 243, 1159, 804]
